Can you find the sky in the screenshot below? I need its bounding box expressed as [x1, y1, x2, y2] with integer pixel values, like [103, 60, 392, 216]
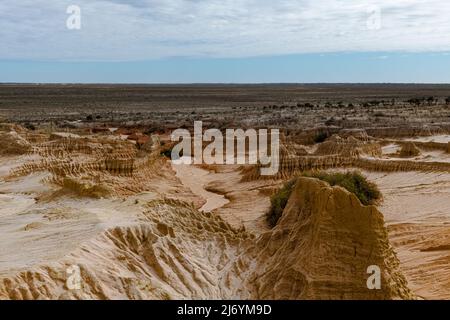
[1, 0, 450, 83]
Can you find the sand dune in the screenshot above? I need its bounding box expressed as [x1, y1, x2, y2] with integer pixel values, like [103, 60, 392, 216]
[0, 177, 412, 300]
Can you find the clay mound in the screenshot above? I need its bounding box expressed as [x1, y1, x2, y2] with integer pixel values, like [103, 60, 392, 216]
[399, 142, 421, 158]
[315, 135, 382, 157]
[0, 131, 31, 155]
[0, 180, 413, 300]
[61, 177, 114, 198]
[278, 143, 307, 159]
[339, 129, 370, 141]
[249, 177, 413, 299]
[399, 140, 448, 152]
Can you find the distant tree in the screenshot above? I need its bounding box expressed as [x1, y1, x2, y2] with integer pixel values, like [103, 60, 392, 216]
[314, 131, 329, 143]
[445, 97, 450, 105]
[406, 98, 423, 106]
[24, 122, 36, 131]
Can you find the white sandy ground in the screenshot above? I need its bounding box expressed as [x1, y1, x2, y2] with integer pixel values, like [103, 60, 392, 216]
[0, 154, 41, 177]
[380, 143, 450, 163]
[0, 187, 148, 276]
[204, 165, 274, 234]
[171, 159, 229, 213]
[379, 149, 450, 163]
[364, 171, 450, 223]
[404, 135, 450, 143]
[361, 171, 450, 299]
[0, 155, 199, 279]
[382, 143, 401, 155]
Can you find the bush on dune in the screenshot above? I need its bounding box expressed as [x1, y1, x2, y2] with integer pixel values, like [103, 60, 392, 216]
[266, 171, 381, 227]
[302, 171, 381, 206]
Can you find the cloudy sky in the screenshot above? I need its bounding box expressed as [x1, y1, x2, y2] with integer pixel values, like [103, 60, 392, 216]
[1, 0, 450, 82]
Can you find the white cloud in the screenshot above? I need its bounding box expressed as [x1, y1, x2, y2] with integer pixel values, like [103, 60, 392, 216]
[1, 0, 450, 61]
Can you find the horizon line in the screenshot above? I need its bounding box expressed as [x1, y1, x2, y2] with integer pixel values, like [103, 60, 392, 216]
[2, 82, 450, 86]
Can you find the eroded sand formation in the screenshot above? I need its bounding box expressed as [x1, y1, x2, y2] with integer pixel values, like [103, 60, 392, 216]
[243, 128, 450, 181]
[239, 126, 450, 300]
[1, 84, 450, 301]
[0, 177, 413, 299]
[0, 125, 420, 300]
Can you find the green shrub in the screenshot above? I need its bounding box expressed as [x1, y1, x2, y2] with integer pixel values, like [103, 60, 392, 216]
[314, 131, 329, 143]
[266, 178, 297, 228]
[160, 148, 172, 158]
[302, 171, 381, 206]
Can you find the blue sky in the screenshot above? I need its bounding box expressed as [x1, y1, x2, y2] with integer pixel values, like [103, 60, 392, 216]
[2, 52, 450, 83]
[1, 0, 450, 83]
